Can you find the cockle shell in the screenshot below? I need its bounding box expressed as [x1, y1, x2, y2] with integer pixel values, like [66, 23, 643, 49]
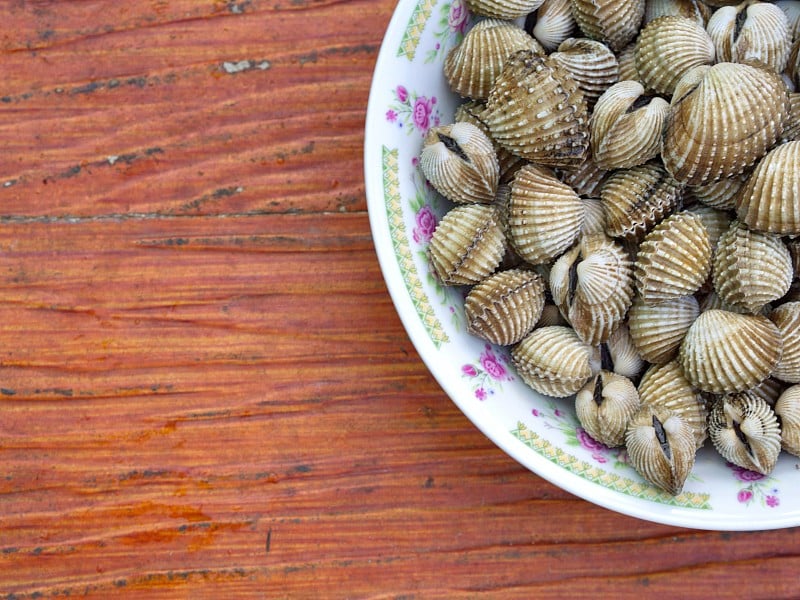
[428, 204, 506, 285]
[634, 211, 712, 303]
[634, 16, 715, 96]
[576, 370, 641, 447]
[558, 155, 608, 197]
[570, 0, 645, 52]
[770, 301, 800, 383]
[454, 101, 529, 184]
[465, 268, 546, 346]
[644, 0, 709, 26]
[686, 205, 732, 253]
[420, 123, 500, 205]
[600, 160, 684, 242]
[528, 0, 578, 51]
[549, 37, 620, 107]
[549, 234, 635, 344]
[662, 62, 790, 186]
[708, 392, 782, 475]
[602, 322, 646, 379]
[511, 325, 598, 397]
[482, 50, 590, 168]
[780, 92, 800, 142]
[687, 173, 747, 211]
[579, 197, 607, 236]
[678, 309, 783, 393]
[616, 42, 642, 84]
[466, 0, 545, 19]
[445, 19, 544, 101]
[628, 293, 700, 364]
[712, 220, 793, 313]
[638, 360, 708, 448]
[507, 164, 586, 264]
[590, 80, 670, 170]
[775, 384, 800, 456]
[706, 2, 791, 74]
[625, 405, 696, 495]
[736, 140, 800, 236]
[749, 377, 789, 407]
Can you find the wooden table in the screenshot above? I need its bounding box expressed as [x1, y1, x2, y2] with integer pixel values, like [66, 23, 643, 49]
[0, 1, 798, 597]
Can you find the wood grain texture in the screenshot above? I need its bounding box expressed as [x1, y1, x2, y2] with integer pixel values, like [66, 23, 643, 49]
[0, 1, 798, 598]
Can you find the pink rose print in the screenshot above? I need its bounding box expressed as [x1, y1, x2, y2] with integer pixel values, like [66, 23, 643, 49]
[479, 345, 508, 381]
[413, 205, 437, 244]
[730, 464, 766, 482]
[737, 489, 753, 504]
[576, 427, 610, 462]
[462, 364, 478, 378]
[396, 85, 408, 103]
[412, 96, 435, 134]
[448, 0, 469, 35]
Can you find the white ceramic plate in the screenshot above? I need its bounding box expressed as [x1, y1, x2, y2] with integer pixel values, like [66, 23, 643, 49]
[364, 0, 800, 530]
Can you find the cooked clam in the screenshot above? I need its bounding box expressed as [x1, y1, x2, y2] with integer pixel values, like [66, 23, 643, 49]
[420, 122, 500, 205]
[576, 370, 641, 447]
[679, 309, 783, 393]
[428, 204, 506, 285]
[708, 392, 781, 475]
[511, 325, 599, 397]
[465, 268, 546, 346]
[625, 405, 696, 495]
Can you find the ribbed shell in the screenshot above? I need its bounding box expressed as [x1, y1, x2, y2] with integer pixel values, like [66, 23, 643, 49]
[590, 80, 670, 170]
[643, 0, 709, 26]
[530, 0, 578, 51]
[706, 2, 790, 74]
[638, 360, 708, 448]
[467, 0, 545, 19]
[428, 204, 506, 285]
[420, 123, 500, 205]
[736, 141, 800, 236]
[575, 371, 641, 447]
[628, 293, 700, 364]
[625, 405, 696, 495]
[558, 156, 608, 197]
[662, 62, 790, 186]
[687, 173, 747, 211]
[465, 268, 546, 346]
[749, 377, 789, 407]
[511, 325, 597, 397]
[507, 164, 586, 264]
[579, 197, 607, 236]
[686, 205, 732, 253]
[775, 384, 800, 456]
[603, 322, 646, 379]
[616, 42, 642, 84]
[770, 302, 800, 383]
[600, 161, 684, 242]
[708, 393, 782, 475]
[712, 220, 793, 313]
[780, 93, 800, 142]
[678, 309, 783, 393]
[549, 37, 620, 107]
[634, 211, 712, 303]
[482, 50, 590, 168]
[570, 0, 645, 52]
[444, 19, 544, 101]
[634, 16, 715, 96]
[549, 235, 635, 344]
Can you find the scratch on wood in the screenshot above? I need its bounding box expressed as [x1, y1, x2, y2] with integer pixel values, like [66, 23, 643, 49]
[221, 59, 271, 74]
[265, 528, 272, 554]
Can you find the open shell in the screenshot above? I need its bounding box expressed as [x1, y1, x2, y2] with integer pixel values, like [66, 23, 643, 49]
[708, 392, 782, 475]
[465, 268, 547, 346]
[511, 325, 598, 397]
[661, 62, 790, 186]
[428, 204, 506, 285]
[482, 50, 590, 168]
[625, 405, 696, 495]
[507, 164, 586, 264]
[570, 0, 646, 52]
[638, 360, 708, 448]
[775, 384, 800, 456]
[445, 19, 544, 101]
[736, 140, 800, 236]
[678, 309, 783, 393]
[770, 302, 800, 383]
[420, 123, 500, 205]
[576, 371, 641, 447]
[634, 211, 712, 304]
[712, 220, 793, 313]
[590, 80, 670, 170]
[634, 15, 715, 96]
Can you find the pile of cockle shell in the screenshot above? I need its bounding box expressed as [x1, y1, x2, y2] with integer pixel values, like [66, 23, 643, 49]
[419, 0, 800, 495]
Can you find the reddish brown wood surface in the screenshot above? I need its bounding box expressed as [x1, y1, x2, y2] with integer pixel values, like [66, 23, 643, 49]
[0, 1, 798, 597]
